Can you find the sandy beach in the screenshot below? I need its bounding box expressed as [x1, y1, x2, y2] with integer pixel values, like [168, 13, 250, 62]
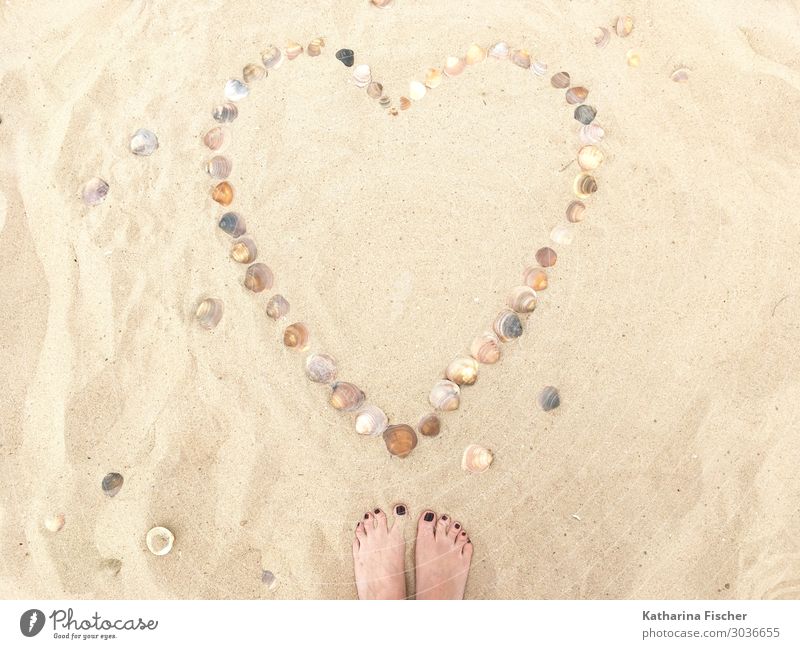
[1, 0, 799, 599]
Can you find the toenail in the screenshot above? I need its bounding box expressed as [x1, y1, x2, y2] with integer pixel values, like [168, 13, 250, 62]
[424, 512, 434, 522]
[461, 531, 467, 536]
[374, 508, 381, 514]
[454, 523, 460, 529]
[440, 515, 448, 521]
[395, 505, 406, 516]
[364, 513, 369, 519]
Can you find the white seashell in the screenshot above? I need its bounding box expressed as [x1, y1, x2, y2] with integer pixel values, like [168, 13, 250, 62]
[129, 128, 158, 156]
[261, 46, 284, 70]
[146, 526, 174, 556]
[461, 444, 494, 473]
[408, 80, 426, 101]
[352, 64, 372, 88]
[305, 353, 337, 383]
[224, 79, 249, 102]
[445, 356, 478, 386]
[579, 123, 605, 145]
[671, 67, 690, 83]
[206, 155, 232, 179]
[429, 379, 460, 411]
[577, 144, 604, 171]
[354, 405, 388, 437]
[195, 298, 224, 330]
[44, 513, 65, 532]
[443, 56, 465, 77]
[81, 177, 109, 206]
[532, 60, 548, 76]
[550, 224, 575, 245]
[593, 27, 610, 48]
[488, 42, 510, 59]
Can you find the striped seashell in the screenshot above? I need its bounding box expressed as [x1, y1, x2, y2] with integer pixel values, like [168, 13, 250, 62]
[565, 200, 586, 223]
[224, 79, 249, 102]
[470, 331, 501, 364]
[532, 60, 548, 76]
[305, 353, 337, 383]
[102, 472, 124, 497]
[574, 104, 597, 125]
[218, 212, 246, 237]
[261, 46, 284, 69]
[429, 379, 460, 411]
[538, 386, 561, 411]
[335, 49, 354, 67]
[510, 49, 531, 69]
[383, 424, 417, 458]
[507, 286, 537, 313]
[330, 382, 366, 412]
[82, 177, 109, 206]
[307, 37, 325, 57]
[551, 71, 570, 88]
[379, 95, 391, 109]
[399, 96, 411, 110]
[352, 64, 371, 87]
[573, 173, 598, 199]
[535, 247, 557, 268]
[212, 102, 238, 123]
[285, 41, 303, 60]
[593, 27, 610, 48]
[206, 155, 232, 179]
[523, 266, 548, 291]
[488, 42, 510, 59]
[230, 237, 257, 264]
[265, 294, 290, 320]
[566, 86, 588, 105]
[355, 405, 388, 437]
[283, 322, 310, 351]
[243, 63, 266, 82]
[195, 297, 224, 330]
[579, 123, 605, 145]
[461, 444, 493, 473]
[203, 126, 230, 150]
[493, 309, 523, 342]
[244, 263, 273, 292]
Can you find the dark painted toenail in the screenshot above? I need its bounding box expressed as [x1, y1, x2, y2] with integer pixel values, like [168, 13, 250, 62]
[364, 513, 369, 519]
[440, 515, 447, 521]
[396, 505, 406, 516]
[374, 508, 381, 514]
[424, 512, 434, 522]
[454, 523, 460, 529]
[461, 531, 467, 536]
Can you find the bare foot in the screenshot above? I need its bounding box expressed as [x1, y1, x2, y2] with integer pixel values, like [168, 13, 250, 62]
[352, 505, 408, 600]
[415, 510, 473, 600]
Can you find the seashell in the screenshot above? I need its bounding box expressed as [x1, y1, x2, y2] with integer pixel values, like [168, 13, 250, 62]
[510, 49, 531, 69]
[670, 67, 689, 83]
[445, 356, 479, 386]
[424, 68, 443, 89]
[44, 513, 65, 532]
[566, 86, 588, 104]
[230, 237, 257, 264]
[355, 405, 388, 437]
[579, 122, 605, 145]
[243, 63, 266, 82]
[146, 526, 174, 556]
[383, 424, 418, 458]
[537, 385, 560, 411]
[81, 177, 109, 206]
[488, 42, 510, 59]
[566, 200, 586, 223]
[244, 263, 273, 292]
[307, 37, 325, 57]
[261, 46, 284, 69]
[218, 212, 246, 237]
[523, 266, 548, 291]
[206, 155, 232, 179]
[507, 285, 537, 313]
[212, 102, 238, 123]
[352, 64, 371, 88]
[626, 50, 641, 68]
[304, 353, 337, 383]
[212, 181, 234, 206]
[593, 26, 610, 48]
[550, 224, 575, 245]
[461, 444, 493, 474]
[224, 79, 249, 102]
[389, 107, 398, 116]
[551, 71, 570, 88]
[465, 43, 486, 65]
[129, 128, 158, 156]
[379, 95, 391, 109]
[283, 322, 309, 351]
[100, 558, 122, 577]
[615, 15, 634, 37]
[330, 382, 366, 412]
[285, 41, 303, 60]
[535, 246, 557, 267]
[417, 413, 441, 437]
[261, 570, 279, 592]
[195, 297, 224, 330]
[203, 126, 230, 151]
[367, 81, 383, 99]
[532, 60, 548, 76]
[577, 145, 604, 171]
[101, 472, 124, 497]
[574, 104, 597, 125]
[371, 0, 393, 6]
[429, 379, 461, 411]
[470, 331, 501, 364]
[573, 172, 598, 199]
[443, 56, 465, 77]
[408, 80, 426, 101]
[335, 48, 355, 67]
[265, 294, 290, 320]
[399, 96, 411, 110]
[493, 309, 523, 342]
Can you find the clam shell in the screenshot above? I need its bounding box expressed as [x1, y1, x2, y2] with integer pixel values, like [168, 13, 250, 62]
[429, 379, 461, 411]
[626, 49, 641, 68]
[146, 526, 174, 556]
[285, 41, 303, 60]
[573, 173, 598, 199]
[409, 80, 426, 101]
[461, 444, 493, 474]
[305, 353, 337, 383]
[82, 177, 109, 206]
[355, 405, 388, 437]
[212, 181, 234, 206]
[224, 79, 249, 102]
[537, 385, 561, 411]
[243, 63, 266, 82]
[566, 200, 586, 223]
[579, 123, 605, 145]
[44, 513, 65, 532]
[383, 424, 418, 458]
[470, 332, 501, 364]
[535, 247, 557, 267]
[532, 60, 548, 76]
[367, 81, 383, 99]
[371, 0, 393, 6]
[510, 49, 531, 69]
[488, 42, 510, 59]
[265, 294, 290, 320]
[424, 68, 443, 89]
[566, 86, 588, 104]
[577, 145, 604, 171]
[206, 155, 232, 179]
[352, 64, 371, 87]
[230, 237, 257, 264]
[551, 71, 570, 88]
[261, 570, 279, 592]
[379, 95, 391, 109]
[389, 107, 398, 116]
[493, 309, 523, 342]
[244, 263, 273, 292]
[523, 266, 548, 291]
[307, 37, 325, 57]
[203, 126, 230, 151]
[593, 26, 610, 48]
[283, 322, 310, 351]
[399, 96, 411, 110]
[443, 56, 465, 77]
[507, 285, 537, 313]
[261, 46, 284, 69]
[212, 102, 238, 123]
[218, 212, 246, 237]
[465, 43, 486, 64]
[670, 67, 689, 83]
[445, 356, 478, 386]
[574, 105, 597, 125]
[130, 128, 158, 156]
[195, 297, 224, 330]
[615, 15, 634, 37]
[550, 224, 575, 245]
[101, 472, 124, 497]
[417, 413, 441, 437]
[330, 382, 366, 412]
[335, 48, 355, 67]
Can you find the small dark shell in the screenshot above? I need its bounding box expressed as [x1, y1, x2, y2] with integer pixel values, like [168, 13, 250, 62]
[535, 247, 557, 267]
[244, 263, 273, 292]
[418, 413, 441, 437]
[537, 386, 561, 411]
[574, 105, 597, 125]
[101, 472, 124, 497]
[218, 212, 246, 237]
[383, 424, 418, 458]
[336, 48, 355, 67]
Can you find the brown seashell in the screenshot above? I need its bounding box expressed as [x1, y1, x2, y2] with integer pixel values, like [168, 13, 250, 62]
[243, 63, 266, 82]
[285, 41, 303, 60]
[283, 322, 309, 351]
[307, 37, 325, 57]
[507, 285, 537, 313]
[230, 237, 257, 264]
[443, 56, 466, 77]
[465, 43, 486, 65]
[551, 71, 570, 88]
[535, 247, 557, 268]
[146, 526, 174, 556]
[566, 200, 586, 223]
[615, 15, 634, 37]
[305, 353, 337, 383]
[203, 126, 230, 151]
[445, 356, 478, 386]
[383, 424, 417, 458]
[206, 155, 232, 179]
[195, 297, 224, 330]
[424, 68, 443, 89]
[537, 385, 560, 411]
[593, 26, 610, 48]
[101, 472, 124, 497]
[670, 67, 689, 83]
[577, 145, 604, 171]
[355, 405, 388, 437]
[367, 81, 383, 99]
[493, 309, 523, 342]
[44, 513, 66, 532]
[244, 263, 273, 292]
[470, 332, 501, 364]
[511, 49, 531, 69]
[429, 379, 460, 411]
[523, 266, 548, 291]
[330, 382, 366, 412]
[461, 444, 494, 473]
[566, 86, 588, 104]
[573, 172, 598, 199]
[417, 413, 441, 437]
[399, 96, 411, 110]
[212, 181, 234, 206]
[265, 294, 289, 319]
[488, 42, 510, 59]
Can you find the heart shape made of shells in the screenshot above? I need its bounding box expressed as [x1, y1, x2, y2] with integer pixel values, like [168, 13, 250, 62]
[198, 38, 605, 464]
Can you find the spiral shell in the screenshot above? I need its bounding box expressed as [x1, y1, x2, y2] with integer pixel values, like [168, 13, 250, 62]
[230, 237, 257, 264]
[615, 15, 634, 37]
[671, 67, 689, 83]
[507, 285, 537, 313]
[212, 181, 234, 206]
[130, 128, 158, 156]
[82, 177, 109, 206]
[265, 294, 290, 320]
[535, 247, 557, 267]
[574, 104, 597, 125]
[367, 81, 383, 99]
[493, 309, 523, 342]
[577, 145, 604, 171]
[461, 444, 494, 474]
[146, 526, 174, 556]
[44, 513, 66, 532]
[212, 102, 238, 123]
[445, 356, 479, 386]
[566, 200, 586, 223]
[566, 86, 588, 105]
[285, 41, 303, 60]
[244, 263, 273, 292]
[488, 42, 510, 59]
[203, 126, 230, 151]
[532, 60, 548, 76]
[243, 63, 266, 82]
[443, 56, 465, 77]
[429, 379, 461, 411]
[470, 331, 501, 364]
[195, 297, 224, 330]
[537, 385, 561, 411]
[352, 64, 371, 88]
[305, 353, 337, 384]
[510, 49, 531, 69]
[224, 79, 249, 102]
[307, 37, 325, 57]
[355, 405, 388, 437]
[465, 43, 486, 65]
[399, 96, 411, 110]
[283, 322, 309, 351]
[579, 123, 605, 145]
[551, 71, 570, 88]
[261, 46, 284, 69]
[550, 224, 575, 245]
[206, 155, 232, 179]
[330, 382, 366, 412]
[424, 68, 443, 89]
[218, 212, 246, 237]
[417, 413, 441, 437]
[102, 472, 124, 497]
[573, 173, 598, 199]
[409, 80, 426, 101]
[383, 424, 418, 458]
[593, 26, 610, 48]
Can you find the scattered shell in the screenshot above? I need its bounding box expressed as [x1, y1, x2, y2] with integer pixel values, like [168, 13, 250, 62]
[417, 413, 441, 437]
[409, 80, 427, 100]
[627, 50, 641, 68]
[203, 126, 230, 151]
[443, 56, 466, 77]
[243, 63, 266, 82]
[367, 81, 383, 98]
[285, 41, 303, 60]
[129, 128, 158, 156]
[573, 173, 598, 199]
[330, 382, 366, 412]
[304, 353, 337, 383]
[593, 26, 610, 48]
[507, 285, 538, 313]
[146, 526, 174, 556]
[579, 123, 605, 145]
[465, 44, 486, 65]
[44, 514, 65, 532]
[445, 356, 479, 386]
[424, 68, 443, 89]
[335, 48, 355, 67]
[218, 212, 246, 237]
[493, 309, 523, 342]
[511, 49, 531, 69]
[212, 102, 238, 123]
[577, 145, 604, 171]
[535, 247, 557, 267]
[265, 294, 290, 320]
[244, 263, 273, 292]
[399, 96, 411, 110]
[523, 266, 548, 291]
[352, 64, 371, 87]
[230, 237, 257, 264]
[224, 79, 249, 102]
[379, 95, 391, 109]
[371, 0, 393, 6]
[101, 472, 124, 497]
[461, 444, 494, 474]
[670, 67, 690, 83]
[566, 86, 588, 104]
[488, 42, 510, 59]
[574, 104, 597, 125]
[307, 37, 325, 57]
[615, 15, 634, 37]
[206, 155, 232, 179]
[551, 71, 570, 88]
[283, 322, 310, 351]
[389, 107, 398, 116]
[211, 181, 234, 206]
[261, 46, 284, 69]
[566, 200, 586, 223]
[383, 424, 418, 458]
[100, 558, 123, 577]
[81, 177, 109, 206]
[550, 224, 575, 245]
[195, 297, 224, 330]
[355, 405, 388, 437]
[537, 385, 561, 411]
[429, 379, 461, 411]
[261, 570, 279, 591]
[470, 332, 501, 364]
[532, 60, 548, 76]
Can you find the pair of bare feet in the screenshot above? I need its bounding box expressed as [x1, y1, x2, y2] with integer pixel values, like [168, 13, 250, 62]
[352, 505, 473, 600]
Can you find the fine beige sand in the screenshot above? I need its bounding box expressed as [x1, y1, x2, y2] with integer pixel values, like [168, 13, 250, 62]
[1, 0, 799, 599]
